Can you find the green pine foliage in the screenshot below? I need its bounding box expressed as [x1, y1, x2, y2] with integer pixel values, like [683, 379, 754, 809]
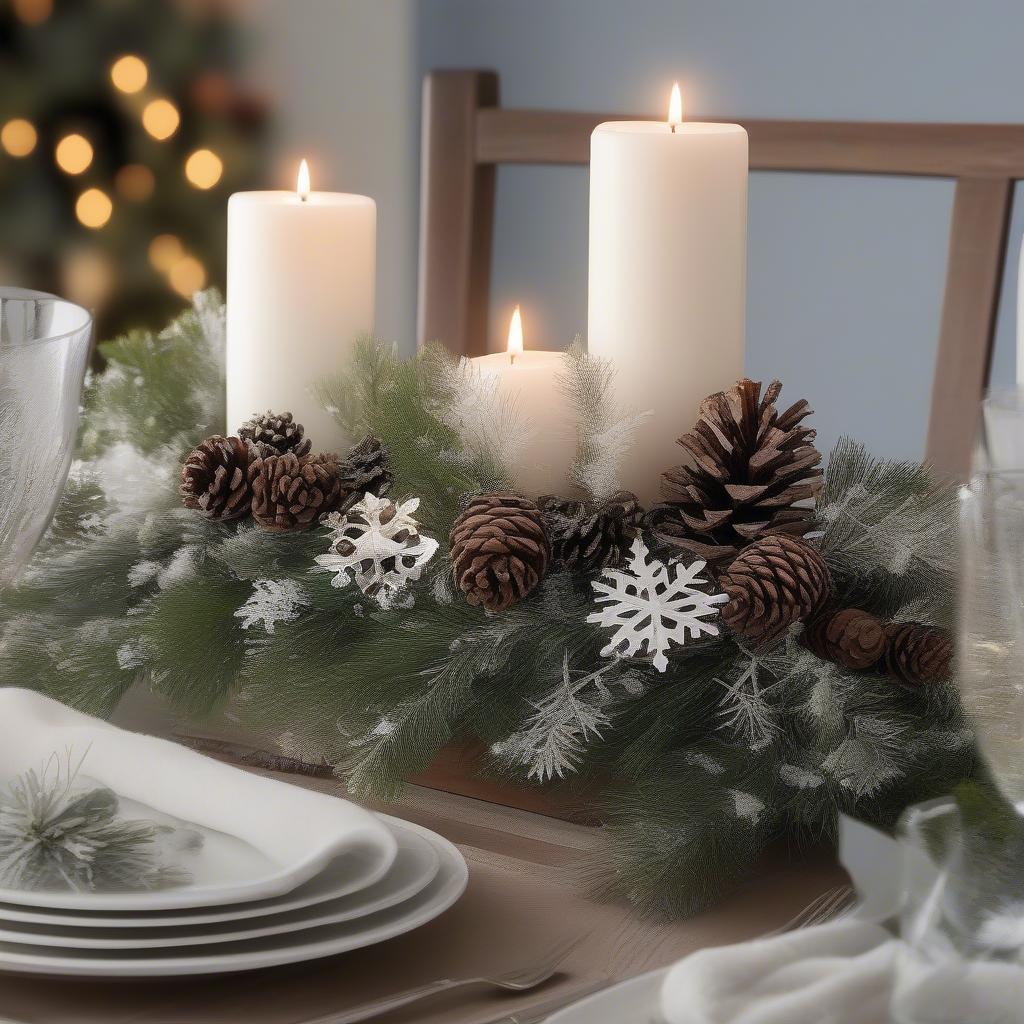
[0, 294, 980, 918]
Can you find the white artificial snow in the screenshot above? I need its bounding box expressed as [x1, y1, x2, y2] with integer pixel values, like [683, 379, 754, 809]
[779, 764, 825, 789]
[234, 579, 309, 635]
[587, 536, 726, 672]
[730, 789, 765, 824]
[128, 561, 161, 588]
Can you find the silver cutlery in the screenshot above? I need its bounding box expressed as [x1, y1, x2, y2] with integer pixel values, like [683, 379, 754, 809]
[476, 979, 616, 1024]
[301, 934, 586, 1024]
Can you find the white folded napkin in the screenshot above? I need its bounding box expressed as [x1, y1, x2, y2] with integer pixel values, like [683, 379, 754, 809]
[659, 917, 1024, 1024]
[660, 920, 894, 1024]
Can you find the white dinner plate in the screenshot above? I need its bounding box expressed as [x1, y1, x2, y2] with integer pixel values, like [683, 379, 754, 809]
[0, 816, 439, 949]
[0, 689, 397, 911]
[0, 818, 467, 977]
[0, 814, 435, 930]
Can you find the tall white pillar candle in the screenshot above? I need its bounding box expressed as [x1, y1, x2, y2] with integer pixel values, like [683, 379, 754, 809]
[1017, 235, 1024, 385]
[470, 307, 577, 497]
[227, 161, 376, 453]
[587, 89, 747, 502]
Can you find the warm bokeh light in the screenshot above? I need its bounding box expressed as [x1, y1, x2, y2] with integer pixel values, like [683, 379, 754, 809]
[110, 55, 148, 95]
[148, 234, 184, 273]
[296, 158, 310, 199]
[62, 248, 114, 307]
[168, 255, 206, 297]
[12, 0, 52, 25]
[55, 133, 94, 175]
[1, 119, 37, 158]
[184, 148, 223, 189]
[668, 83, 683, 125]
[116, 163, 155, 201]
[75, 188, 113, 229]
[142, 99, 180, 141]
[506, 305, 524, 358]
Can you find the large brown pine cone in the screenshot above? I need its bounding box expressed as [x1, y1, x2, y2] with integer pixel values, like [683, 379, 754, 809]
[449, 493, 551, 612]
[880, 622, 953, 686]
[181, 435, 256, 521]
[802, 607, 887, 670]
[538, 490, 642, 571]
[238, 410, 312, 458]
[720, 534, 832, 647]
[249, 452, 342, 532]
[650, 379, 822, 568]
[337, 435, 394, 513]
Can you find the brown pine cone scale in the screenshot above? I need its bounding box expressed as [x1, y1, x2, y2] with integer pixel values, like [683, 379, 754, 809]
[881, 622, 953, 686]
[803, 607, 886, 670]
[181, 435, 255, 521]
[450, 493, 551, 612]
[720, 534, 832, 647]
[250, 452, 342, 532]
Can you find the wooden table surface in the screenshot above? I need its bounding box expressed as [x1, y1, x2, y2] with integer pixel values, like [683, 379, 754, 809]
[0, 766, 849, 1024]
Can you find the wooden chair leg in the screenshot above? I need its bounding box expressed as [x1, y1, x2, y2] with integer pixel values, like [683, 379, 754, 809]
[926, 176, 1013, 478]
[417, 70, 498, 357]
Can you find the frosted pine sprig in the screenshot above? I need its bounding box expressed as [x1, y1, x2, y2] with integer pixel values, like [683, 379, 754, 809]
[0, 753, 190, 893]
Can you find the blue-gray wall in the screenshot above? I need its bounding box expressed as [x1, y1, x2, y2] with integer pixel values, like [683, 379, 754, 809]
[417, 0, 1024, 461]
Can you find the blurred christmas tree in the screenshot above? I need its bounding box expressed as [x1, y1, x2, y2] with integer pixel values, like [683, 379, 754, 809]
[0, 0, 267, 339]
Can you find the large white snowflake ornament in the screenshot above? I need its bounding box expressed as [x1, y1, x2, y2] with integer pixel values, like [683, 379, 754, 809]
[587, 536, 727, 672]
[315, 493, 438, 608]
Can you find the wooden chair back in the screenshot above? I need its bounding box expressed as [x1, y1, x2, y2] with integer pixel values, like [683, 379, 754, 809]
[417, 69, 1024, 477]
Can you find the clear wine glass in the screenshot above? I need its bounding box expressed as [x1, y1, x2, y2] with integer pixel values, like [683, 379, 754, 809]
[0, 288, 92, 583]
[891, 389, 1024, 1021]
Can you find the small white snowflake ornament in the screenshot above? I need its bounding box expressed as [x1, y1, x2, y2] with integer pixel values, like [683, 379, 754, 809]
[315, 493, 438, 608]
[587, 536, 726, 672]
[234, 579, 309, 634]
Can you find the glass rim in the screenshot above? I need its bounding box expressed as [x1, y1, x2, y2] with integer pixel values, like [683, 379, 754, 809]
[0, 287, 92, 349]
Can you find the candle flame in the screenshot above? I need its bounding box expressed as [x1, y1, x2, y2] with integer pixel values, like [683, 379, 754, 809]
[506, 305, 524, 361]
[668, 83, 683, 125]
[296, 159, 310, 200]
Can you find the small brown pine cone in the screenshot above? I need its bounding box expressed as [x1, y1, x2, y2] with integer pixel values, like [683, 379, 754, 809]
[238, 410, 312, 458]
[449, 493, 551, 612]
[880, 622, 953, 686]
[802, 607, 887, 670]
[538, 489, 642, 571]
[181, 435, 255, 521]
[720, 535, 832, 647]
[249, 452, 342, 532]
[337, 435, 394, 513]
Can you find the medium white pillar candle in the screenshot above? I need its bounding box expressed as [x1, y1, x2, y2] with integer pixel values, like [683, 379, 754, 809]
[471, 307, 577, 497]
[1017, 235, 1024, 386]
[588, 86, 747, 502]
[227, 161, 376, 454]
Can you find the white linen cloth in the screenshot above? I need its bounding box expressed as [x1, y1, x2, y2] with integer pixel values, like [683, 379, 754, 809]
[659, 918, 1024, 1024]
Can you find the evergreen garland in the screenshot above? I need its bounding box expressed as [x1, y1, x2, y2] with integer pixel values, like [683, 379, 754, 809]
[0, 293, 979, 918]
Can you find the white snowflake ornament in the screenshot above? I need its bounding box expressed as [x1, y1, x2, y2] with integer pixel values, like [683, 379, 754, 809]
[587, 536, 726, 672]
[315, 493, 438, 608]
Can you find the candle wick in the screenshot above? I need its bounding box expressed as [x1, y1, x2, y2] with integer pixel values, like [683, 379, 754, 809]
[671, 122, 678, 134]
[510, 352, 517, 366]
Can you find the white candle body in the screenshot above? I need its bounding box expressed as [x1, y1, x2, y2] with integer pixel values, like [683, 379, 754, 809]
[472, 350, 577, 496]
[588, 121, 748, 502]
[227, 190, 376, 453]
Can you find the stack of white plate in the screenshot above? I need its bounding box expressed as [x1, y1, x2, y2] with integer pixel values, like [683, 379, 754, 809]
[0, 689, 468, 978]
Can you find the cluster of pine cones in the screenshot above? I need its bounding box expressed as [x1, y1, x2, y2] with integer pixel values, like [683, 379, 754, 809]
[180, 411, 392, 533]
[448, 377, 952, 688]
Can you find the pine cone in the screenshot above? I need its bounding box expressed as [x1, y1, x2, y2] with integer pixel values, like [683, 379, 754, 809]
[880, 622, 953, 686]
[249, 452, 342, 532]
[238, 410, 312, 458]
[538, 490, 642, 571]
[337, 435, 394, 513]
[181, 435, 255, 521]
[651, 379, 822, 568]
[449, 493, 551, 612]
[802, 607, 886, 670]
[720, 535, 832, 647]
